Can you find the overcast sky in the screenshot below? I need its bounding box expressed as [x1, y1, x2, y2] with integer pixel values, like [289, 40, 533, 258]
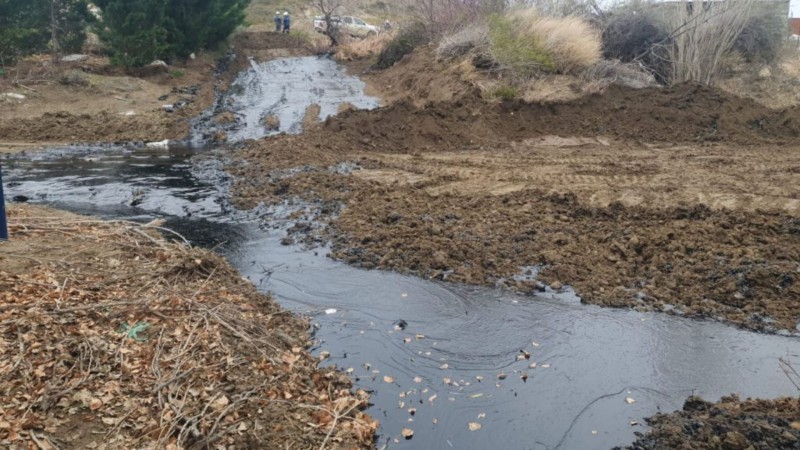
[792, 0, 799, 17]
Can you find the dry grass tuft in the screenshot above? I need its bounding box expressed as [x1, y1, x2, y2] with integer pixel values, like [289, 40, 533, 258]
[436, 24, 490, 61]
[582, 59, 659, 90]
[436, 8, 600, 77]
[506, 9, 601, 75]
[334, 32, 396, 61]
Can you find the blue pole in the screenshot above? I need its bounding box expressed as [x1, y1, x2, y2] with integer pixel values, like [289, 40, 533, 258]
[0, 162, 7, 240]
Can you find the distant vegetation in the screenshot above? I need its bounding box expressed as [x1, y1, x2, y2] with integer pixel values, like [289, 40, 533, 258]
[94, 0, 249, 67]
[0, 0, 94, 64]
[0, 0, 248, 68]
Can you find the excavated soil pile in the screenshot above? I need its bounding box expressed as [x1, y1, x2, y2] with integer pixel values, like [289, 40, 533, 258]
[0, 205, 376, 449]
[351, 46, 477, 106]
[0, 111, 181, 143]
[619, 395, 800, 450]
[331, 187, 800, 332]
[238, 83, 800, 169]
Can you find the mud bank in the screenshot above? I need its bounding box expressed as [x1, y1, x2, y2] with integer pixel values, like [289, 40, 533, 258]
[619, 395, 800, 450]
[0, 204, 376, 449]
[232, 83, 800, 333]
[0, 32, 310, 149]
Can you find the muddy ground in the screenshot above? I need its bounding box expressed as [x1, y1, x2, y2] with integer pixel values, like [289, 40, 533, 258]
[0, 204, 376, 449]
[231, 72, 800, 333]
[0, 32, 309, 149]
[619, 395, 800, 450]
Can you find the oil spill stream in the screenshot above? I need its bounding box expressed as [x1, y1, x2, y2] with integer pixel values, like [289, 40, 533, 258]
[3, 58, 800, 450]
[189, 56, 379, 144]
[5, 143, 800, 450]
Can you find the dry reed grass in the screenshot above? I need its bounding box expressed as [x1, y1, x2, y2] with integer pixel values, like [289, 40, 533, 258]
[334, 32, 396, 61]
[508, 8, 601, 74]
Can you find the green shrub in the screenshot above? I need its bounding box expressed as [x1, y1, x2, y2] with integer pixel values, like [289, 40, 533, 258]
[0, 0, 93, 64]
[163, 0, 248, 58]
[94, 0, 248, 67]
[96, 0, 168, 68]
[373, 23, 428, 70]
[488, 14, 557, 74]
[169, 69, 185, 78]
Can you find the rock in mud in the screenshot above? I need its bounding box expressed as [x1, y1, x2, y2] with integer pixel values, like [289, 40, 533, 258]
[61, 54, 89, 62]
[214, 111, 236, 125]
[264, 114, 280, 131]
[212, 131, 227, 142]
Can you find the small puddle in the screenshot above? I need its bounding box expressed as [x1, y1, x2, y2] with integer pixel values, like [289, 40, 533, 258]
[3, 57, 800, 449]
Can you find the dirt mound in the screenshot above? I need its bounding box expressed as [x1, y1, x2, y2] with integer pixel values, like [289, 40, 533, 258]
[238, 83, 800, 172]
[0, 110, 183, 143]
[618, 395, 800, 450]
[353, 46, 478, 106]
[327, 83, 800, 147]
[336, 181, 800, 332]
[0, 205, 377, 449]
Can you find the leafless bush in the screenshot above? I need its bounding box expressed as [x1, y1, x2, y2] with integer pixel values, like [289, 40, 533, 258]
[314, 0, 346, 46]
[373, 23, 429, 69]
[435, 23, 490, 61]
[513, 0, 600, 17]
[666, 0, 756, 85]
[582, 59, 659, 89]
[733, 13, 787, 65]
[399, 0, 501, 37]
[601, 3, 672, 83]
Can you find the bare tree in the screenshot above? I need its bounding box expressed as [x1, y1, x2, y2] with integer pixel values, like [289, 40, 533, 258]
[315, 0, 344, 46]
[50, 0, 62, 62]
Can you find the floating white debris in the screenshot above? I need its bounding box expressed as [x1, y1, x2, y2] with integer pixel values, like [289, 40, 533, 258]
[62, 54, 89, 62]
[1, 93, 25, 100]
[145, 139, 170, 148]
[324, 308, 337, 315]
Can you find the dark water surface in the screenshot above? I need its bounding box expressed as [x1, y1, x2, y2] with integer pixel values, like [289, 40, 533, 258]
[3, 57, 799, 450]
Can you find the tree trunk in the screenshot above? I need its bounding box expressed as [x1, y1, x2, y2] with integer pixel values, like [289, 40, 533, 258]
[50, 0, 61, 63]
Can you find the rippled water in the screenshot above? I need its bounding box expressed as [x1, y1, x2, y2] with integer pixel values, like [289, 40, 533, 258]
[3, 57, 800, 450]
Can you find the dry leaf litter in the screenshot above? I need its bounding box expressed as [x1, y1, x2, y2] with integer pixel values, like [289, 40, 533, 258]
[0, 205, 377, 449]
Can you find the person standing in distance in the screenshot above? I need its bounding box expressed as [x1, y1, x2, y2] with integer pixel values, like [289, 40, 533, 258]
[274, 11, 282, 32]
[283, 11, 291, 34]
